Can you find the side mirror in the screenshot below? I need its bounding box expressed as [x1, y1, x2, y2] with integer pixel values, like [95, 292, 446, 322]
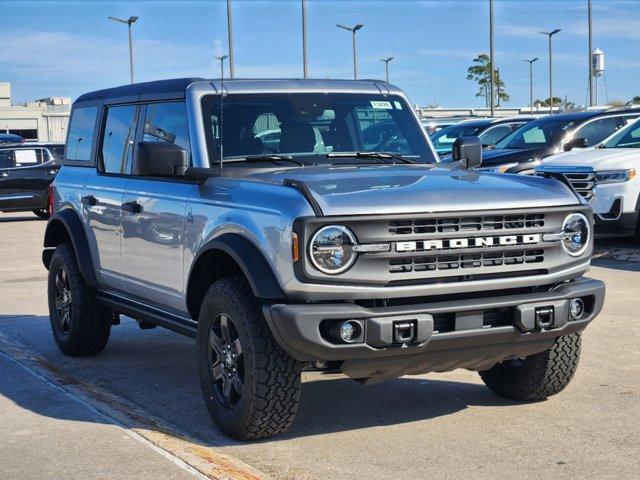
[564, 137, 588, 151]
[134, 141, 188, 177]
[452, 136, 482, 169]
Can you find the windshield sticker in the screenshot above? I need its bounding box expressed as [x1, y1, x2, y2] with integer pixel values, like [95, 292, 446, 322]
[394, 101, 402, 109]
[370, 100, 393, 110]
[15, 149, 38, 165]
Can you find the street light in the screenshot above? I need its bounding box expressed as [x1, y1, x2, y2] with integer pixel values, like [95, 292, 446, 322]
[226, 0, 235, 78]
[215, 55, 229, 81]
[380, 57, 394, 83]
[108, 16, 138, 84]
[540, 28, 561, 115]
[336, 24, 364, 80]
[489, 0, 495, 116]
[302, 0, 308, 78]
[523, 57, 539, 113]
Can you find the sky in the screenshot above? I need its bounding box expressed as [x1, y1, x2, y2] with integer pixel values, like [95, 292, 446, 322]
[1, 0, 639, 108]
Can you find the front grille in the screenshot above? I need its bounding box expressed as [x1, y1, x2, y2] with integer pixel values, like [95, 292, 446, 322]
[389, 214, 545, 235]
[564, 172, 595, 201]
[389, 249, 545, 273]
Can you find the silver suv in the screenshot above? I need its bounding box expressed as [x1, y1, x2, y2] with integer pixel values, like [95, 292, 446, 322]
[43, 78, 605, 440]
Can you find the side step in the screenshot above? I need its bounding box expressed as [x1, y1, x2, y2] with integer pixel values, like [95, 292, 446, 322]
[96, 292, 197, 339]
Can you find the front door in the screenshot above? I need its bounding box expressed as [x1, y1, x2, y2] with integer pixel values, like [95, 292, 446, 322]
[82, 104, 138, 291]
[120, 101, 193, 313]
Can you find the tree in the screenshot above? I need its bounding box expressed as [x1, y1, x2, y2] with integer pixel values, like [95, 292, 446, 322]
[631, 95, 640, 105]
[535, 97, 563, 107]
[466, 53, 510, 107]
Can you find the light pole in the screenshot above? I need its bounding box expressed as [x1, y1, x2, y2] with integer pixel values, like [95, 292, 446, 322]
[226, 0, 235, 78]
[108, 16, 138, 84]
[215, 55, 229, 81]
[540, 29, 561, 115]
[380, 57, 394, 82]
[588, 0, 594, 106]
[302, 0, 308, 78]
[336, 24, 364, 80]
[489, 0, 495, 116]
[523, 57, 539, 113]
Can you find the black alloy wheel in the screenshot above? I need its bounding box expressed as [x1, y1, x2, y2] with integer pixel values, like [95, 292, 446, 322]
[208, 313, 244, 408]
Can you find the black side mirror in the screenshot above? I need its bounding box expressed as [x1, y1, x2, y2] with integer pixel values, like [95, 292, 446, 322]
[134, 141, 188, 177]
[564, 137, 588, 151]
[452, 136, 482, 169]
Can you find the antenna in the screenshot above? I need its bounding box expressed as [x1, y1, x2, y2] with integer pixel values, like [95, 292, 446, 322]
[215, 54, 228, 175]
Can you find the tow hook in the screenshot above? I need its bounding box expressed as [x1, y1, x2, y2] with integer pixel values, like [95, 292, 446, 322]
[534, 306, 554, 330]
[393, 321, 416, 344]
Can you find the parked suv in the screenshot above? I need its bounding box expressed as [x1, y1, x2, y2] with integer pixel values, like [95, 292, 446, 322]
[43, 78, 604, 440]
[474, 107, 640, 174]
[538, 117, 640, 237]
[0, 142, 63, 218]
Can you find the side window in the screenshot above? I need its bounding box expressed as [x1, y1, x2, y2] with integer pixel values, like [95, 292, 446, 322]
[479, 125, 513, 146]
[14, 149, 42, 166]
[0, 149, 15, 169]
[143, 102, 191, 161]
[101, 105, 137, 174]
[66, 106, 98, 162]
[573, 117, 621, 146]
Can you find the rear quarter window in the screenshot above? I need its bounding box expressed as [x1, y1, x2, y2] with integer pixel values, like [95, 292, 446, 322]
[66, 105, 98, 163]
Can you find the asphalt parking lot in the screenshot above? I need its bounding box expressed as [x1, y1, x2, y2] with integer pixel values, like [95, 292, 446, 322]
[0, 211, 638, 480]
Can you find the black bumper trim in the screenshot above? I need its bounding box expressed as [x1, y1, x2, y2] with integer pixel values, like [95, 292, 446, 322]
[263, 278, 605, 367]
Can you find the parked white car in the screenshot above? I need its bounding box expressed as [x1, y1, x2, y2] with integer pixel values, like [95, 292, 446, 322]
[537, 118, 640, 237]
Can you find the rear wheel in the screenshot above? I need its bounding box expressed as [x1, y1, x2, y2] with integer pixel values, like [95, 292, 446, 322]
[479, 333, 581, 401]
[47, 243, 112, 356]
[33, 209, 50, 219]
[197, 276, 301, 440]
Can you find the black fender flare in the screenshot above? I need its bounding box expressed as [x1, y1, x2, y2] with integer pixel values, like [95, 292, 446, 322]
[42, 208, 98, 287]
[188, 233, 287, 302]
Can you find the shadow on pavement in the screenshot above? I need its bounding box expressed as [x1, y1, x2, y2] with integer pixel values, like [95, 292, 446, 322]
[592, 258, 640, 272]
[0, 214, 44, 223]
[0, 314, 516, 444]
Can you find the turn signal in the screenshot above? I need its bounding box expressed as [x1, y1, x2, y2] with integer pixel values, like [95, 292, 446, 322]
[292, 232, 299, 262]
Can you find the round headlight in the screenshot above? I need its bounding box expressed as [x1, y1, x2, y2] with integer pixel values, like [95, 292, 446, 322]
[561, 213, 590, 257]
[309, 225, 357, 274]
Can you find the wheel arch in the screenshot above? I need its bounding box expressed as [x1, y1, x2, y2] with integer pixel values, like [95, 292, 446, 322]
[186, 233, 288, 321]
[42, 208, 98, 287]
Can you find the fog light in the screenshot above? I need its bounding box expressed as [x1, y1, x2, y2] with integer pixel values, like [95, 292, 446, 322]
[340, 321, 358, 343]
[570, 298, 585, 320]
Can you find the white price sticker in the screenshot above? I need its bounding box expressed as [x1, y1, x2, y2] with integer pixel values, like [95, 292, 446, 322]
[370, 101, 393, 110]
[15, 149, 38, 165]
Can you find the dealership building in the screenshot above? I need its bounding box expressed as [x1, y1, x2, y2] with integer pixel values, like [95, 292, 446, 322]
[0, 82, 70, 142]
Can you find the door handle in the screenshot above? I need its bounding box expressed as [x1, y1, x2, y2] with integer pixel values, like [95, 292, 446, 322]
[0, 172, 8, 177]
[81, 195, 97, 206]
[121, 201, 142, 214]
[45, 170, 58, 176]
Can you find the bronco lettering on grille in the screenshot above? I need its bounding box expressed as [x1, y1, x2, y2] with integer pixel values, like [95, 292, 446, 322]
[395, 234, 541, 252]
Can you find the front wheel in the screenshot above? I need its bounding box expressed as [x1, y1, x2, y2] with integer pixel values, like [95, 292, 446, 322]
[197, 277, 301, 440]
[479, 333, 581, 401]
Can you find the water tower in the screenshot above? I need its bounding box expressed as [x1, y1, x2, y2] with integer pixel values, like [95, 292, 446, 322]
[591, 48, 605, 105]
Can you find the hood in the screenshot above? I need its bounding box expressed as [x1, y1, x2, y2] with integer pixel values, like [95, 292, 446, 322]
[479, 147, 548, 166]
[238, 164, 580, 216]
[541, 147, 640, 170]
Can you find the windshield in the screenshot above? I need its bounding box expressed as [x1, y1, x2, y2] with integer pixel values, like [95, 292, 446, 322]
[602, 118, 640, 148]
[201, 93, 437, 165]
[430, 123, 485, 153]
[495, 118, 576, 150]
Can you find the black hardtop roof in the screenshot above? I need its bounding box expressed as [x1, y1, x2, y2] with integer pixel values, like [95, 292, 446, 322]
[73, 77, 401, 106]
[75, 77, 205, 104]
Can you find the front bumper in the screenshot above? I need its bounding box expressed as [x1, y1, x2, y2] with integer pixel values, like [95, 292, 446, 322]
[263, 278, 605, 382]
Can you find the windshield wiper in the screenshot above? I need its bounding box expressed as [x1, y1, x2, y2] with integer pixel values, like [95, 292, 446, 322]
[326, 151, 415, 164]
[242, 154, 306, 166]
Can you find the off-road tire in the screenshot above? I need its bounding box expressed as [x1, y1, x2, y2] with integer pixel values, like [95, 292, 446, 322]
[47, 243, 111, 355]
[33, 209, 50, 220]
[197, 276, 301, 440]
[479, 333, 581, 401]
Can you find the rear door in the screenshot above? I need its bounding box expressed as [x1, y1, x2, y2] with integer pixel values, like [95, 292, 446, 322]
[120, 101, 193, 313]
[81, 104, 138, 291]
[9, 148, 58, 210]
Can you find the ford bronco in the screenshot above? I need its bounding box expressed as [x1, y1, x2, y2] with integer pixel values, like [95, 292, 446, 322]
[43, 78, 605, 440]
